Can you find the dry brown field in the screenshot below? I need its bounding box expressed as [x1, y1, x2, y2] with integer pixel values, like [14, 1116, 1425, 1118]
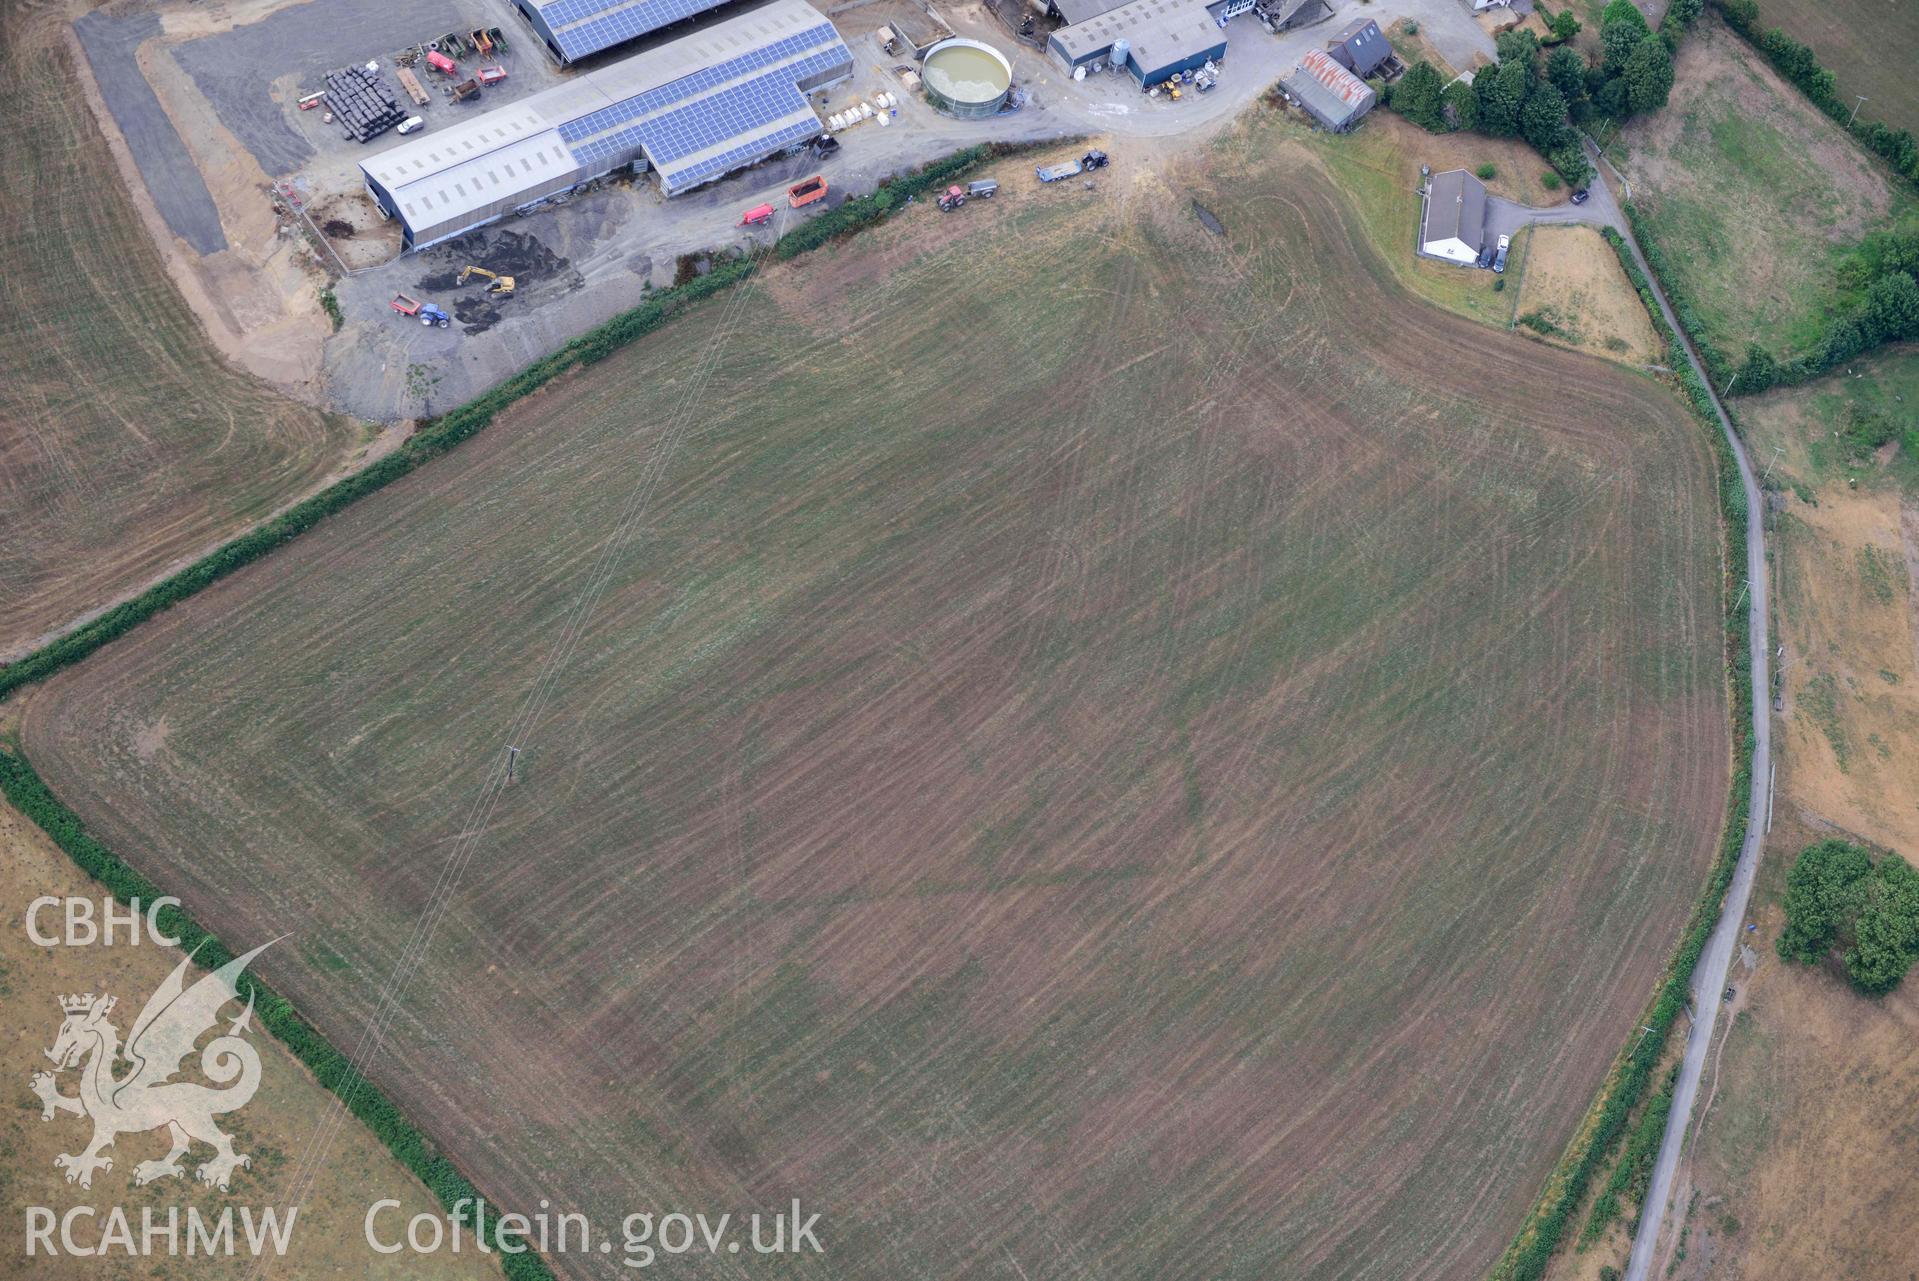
[17, 113, 1730, 1280]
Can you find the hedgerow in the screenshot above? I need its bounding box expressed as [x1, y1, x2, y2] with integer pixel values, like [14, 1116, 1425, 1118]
[0, 139, 1052, 1275]
[0, 142, 1049, 702]
[1488, 226, 1755, 1281]
[0, 748, 554, 1280]
[1714, 0, 1919, 189]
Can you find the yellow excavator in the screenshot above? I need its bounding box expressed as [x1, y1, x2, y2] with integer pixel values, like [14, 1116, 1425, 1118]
[457, 265, 515, 296]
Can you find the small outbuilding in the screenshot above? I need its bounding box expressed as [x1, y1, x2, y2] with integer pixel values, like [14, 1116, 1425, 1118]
[1325, 17, 1391, 78]
[1420, 169, 1489, 264]
[1279, 48, 1376, 131]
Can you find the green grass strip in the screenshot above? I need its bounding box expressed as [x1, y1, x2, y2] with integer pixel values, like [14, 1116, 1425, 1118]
[1485, 226, 1756, 1281]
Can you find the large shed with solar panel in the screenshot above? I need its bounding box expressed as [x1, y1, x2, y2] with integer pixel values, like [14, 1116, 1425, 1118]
[360, 0, 851, 249]
[513, 0, 734, 65]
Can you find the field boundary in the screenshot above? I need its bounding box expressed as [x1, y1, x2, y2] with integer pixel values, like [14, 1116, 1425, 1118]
[1485, 226, 1756, 1281]
[0, 744, 554, 1279]
[1711, 0, 1919, 193]
[0, 141, 1051, 702]
[0, 138, 1052, 1279]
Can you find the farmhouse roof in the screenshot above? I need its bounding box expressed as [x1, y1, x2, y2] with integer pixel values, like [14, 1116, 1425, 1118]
[1422, 168, 1488, 249]
[1326, 18, 1391, 76]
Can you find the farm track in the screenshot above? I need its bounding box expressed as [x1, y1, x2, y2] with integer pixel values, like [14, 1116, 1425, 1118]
[0, 0, 356, 659]
[23, 122, 1729, 1280]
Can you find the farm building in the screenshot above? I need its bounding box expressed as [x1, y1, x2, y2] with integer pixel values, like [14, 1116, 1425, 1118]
[1325, 17, 1390, 77]
[362, 0, 850, 248]
[1048, 0, 1229, 88]
[510, 0, 736, 64]
[1279, 47, 1376, 130]
[1420, 168, 1488, 264]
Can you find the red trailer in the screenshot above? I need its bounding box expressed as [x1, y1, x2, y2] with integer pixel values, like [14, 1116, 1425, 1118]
[476, 64, 508, 86]
[739, 203, 775, 227]
[786, 175, 827, 208]
[426, 49, 458, 76]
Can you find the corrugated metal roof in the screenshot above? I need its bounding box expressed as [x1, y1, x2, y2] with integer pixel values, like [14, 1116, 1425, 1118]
[1051, 0, 1225, 71]
[1052, 0, 1128, 24]
[362, 0, 848, 232]
[1295, 48, 1370, 106]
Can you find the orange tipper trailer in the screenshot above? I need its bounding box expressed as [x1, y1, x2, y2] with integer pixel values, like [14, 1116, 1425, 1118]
[786, 175, 827, 208]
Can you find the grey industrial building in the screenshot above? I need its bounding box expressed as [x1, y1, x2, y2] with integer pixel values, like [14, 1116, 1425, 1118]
[1279, 47, 1376, 131]
[361, 0, 851, 249]
[511, 0, 735, 64]
[1047, 0, 1230, 88]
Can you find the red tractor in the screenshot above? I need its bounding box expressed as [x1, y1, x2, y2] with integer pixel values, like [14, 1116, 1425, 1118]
[936, 184, 967, 212]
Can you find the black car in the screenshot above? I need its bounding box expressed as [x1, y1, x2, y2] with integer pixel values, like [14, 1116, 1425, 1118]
[1569, 188, 1590, 204]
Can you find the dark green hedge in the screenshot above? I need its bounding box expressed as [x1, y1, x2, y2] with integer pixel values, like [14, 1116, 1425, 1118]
[0, 747, 554, 1280]
[0, 141, 1058, 702]
[0, 140, 1060, 1274]
[1715, 0, 1919, 188]
[1489, 227, 1756, 1281]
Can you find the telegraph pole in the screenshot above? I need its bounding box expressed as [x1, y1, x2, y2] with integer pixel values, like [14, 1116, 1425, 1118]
[1848, 94, 1868, 127]
[506, 745, 519, 783]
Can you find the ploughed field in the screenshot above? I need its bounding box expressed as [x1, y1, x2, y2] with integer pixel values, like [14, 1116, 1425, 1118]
[24, 118, 1731, 1279]
[0, 3, 355, 660]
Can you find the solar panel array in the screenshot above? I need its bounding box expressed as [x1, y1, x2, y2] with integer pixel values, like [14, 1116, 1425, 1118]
[661, 116, 819, 190]
[631, 49, 845, 164]
[556, 23, 838, 143]
[543, 0, 727, 61]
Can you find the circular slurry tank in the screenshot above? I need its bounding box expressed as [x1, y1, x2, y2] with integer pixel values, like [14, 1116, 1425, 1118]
[921, 38, 1012, 118]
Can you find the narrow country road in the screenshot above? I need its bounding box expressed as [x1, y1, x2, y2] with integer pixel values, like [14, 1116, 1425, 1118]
[1593, 145, 1775, 1281]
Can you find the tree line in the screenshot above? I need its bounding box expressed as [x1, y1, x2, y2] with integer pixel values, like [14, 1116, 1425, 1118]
[1381, 0, 1706, 190]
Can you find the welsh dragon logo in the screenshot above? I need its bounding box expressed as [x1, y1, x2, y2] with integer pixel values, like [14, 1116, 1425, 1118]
[30, 941, 273, 1191]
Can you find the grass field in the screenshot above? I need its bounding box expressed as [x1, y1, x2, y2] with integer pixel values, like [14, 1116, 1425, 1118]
[1511, 225, 1664, 367]
[1650, 350, 1919, 1279]
[1754, 0, 1919, 138]
[1302, 111, 1547, 327]
[1617, 17, 1916, 362]
[19, 110, 1730, 1281]
[0, 792, 500, 1281]
[0, 3, 357, 660]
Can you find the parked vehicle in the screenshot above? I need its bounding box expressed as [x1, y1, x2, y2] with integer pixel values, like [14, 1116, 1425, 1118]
[1081, 149, 1110, 170]
[1569, 188, 1590, 205]
[1492, 233, 1511, 274]
[397, 115, 426, 134]
[966, 179, 998, 199]
[937, 184, 967, 211]
[426, 49, 458, 76]
[787, 175, 828, 208]
[390, 293, 451, 327]
[477, 65, 508, 86]
[739, 203, 775, 227]
[1037, 160, 1082, 182]
[811, 134, 841, 159]
[450, 79, 480, 102]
